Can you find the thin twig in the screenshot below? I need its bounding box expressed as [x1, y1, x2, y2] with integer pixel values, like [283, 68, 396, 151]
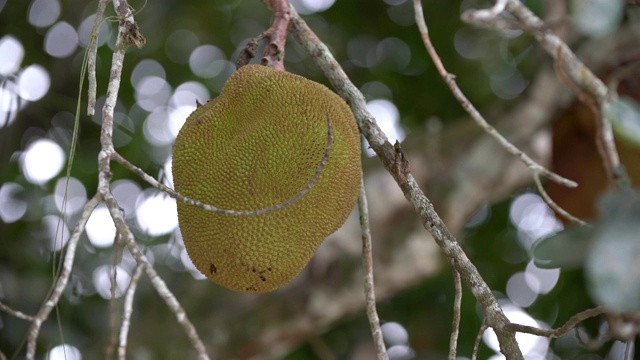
[413, 0, 576, 189]
[472, 321, 489, 360]
[105, 193, 210, 359]
[358, 176, 388, 360]
[87, 0, 109, 116]
[470, 0, 507, 21]
[0, 302, 35, 322]
[507, 306, 606, 337]
[118, 265, 144, 360]
[289, 5, 523, 360]
[26, 193, 101, 359]
[553, 44, 616, 182]
[112, 114, 333, 217]
[484, 0, 623, 184]
[533, 173, 588, 226]
[448, 264, 462, 360]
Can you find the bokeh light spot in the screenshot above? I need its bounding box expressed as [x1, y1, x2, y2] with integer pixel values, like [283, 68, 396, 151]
[0, 183, 27, 223]
[483, 304, 550, 358]
[0, 35, 25, 75]
[490, 67, 527, 100]
[54, 177, 88, 215]
[454, 28, 484, 60]
[77, 14, 111, 48]
[291, 0, 335, 14]
[347, 35, 380, 68]
[165, 29, 200, 64]
[143, 108, 173, 146]
[44, 21, 78, 58]
[135, 76, 172, 111]
[525, 260, 560, 295]
[18, 64, 50, 101]
[131, 59, 166, 87]
[506, 271, 538, 307]
[43, 215, 70, 251]
[92, 265, 131, 299]
[189, 45, 226, 78]
[364, 99, 404, 157]
[381, 322, 409, 346]
[112, 179, 142, 219]
[21, 138, 65, 185]
[46, 344, 81, 360]
[135, 190, 178, 236]
[86, 204, 116, 248]
[170, 81, 210, 108]
[510, 193, 563, 251]
[180, 248, 206, 280]
[28, 0, 61, 28]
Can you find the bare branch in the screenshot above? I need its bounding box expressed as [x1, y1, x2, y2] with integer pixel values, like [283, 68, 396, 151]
[118, 265, 144, 360]
[113, 113, 333, 217]
[26, 193, 101, 359]
[470, 0, 507, 21]
[413, 0, 576, 189]
[289, 5, 523, 359]
[95, 2, 209, 358]
[0, 301, 35, 322]
[449, 264, 462, 360]
[507, 306, 606, 338]
[533, 173, 588, 226]
[358, 176, 388, 360]
[465, 0, 625, 185]
[472, 320, 489, 360]
[87, 0, 109, 116]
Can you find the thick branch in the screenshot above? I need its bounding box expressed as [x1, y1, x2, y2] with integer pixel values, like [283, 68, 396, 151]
[288, 6, 523, 360]
[261, 0, 290, 70]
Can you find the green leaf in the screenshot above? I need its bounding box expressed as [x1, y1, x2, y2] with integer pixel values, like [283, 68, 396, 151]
[571, 0, 624, 37]
[532, 226, 593, 269]
[586, 218, 640, 313]
[604, 97, 640, 148]
[596, 188, 640, 219]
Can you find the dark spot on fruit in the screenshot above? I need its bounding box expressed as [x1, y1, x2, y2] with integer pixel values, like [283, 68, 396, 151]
[260, 275, 266, 282]
[267, 267, 272, 271]
[252, 267, 257, 273]
[210, 262, 217, 274]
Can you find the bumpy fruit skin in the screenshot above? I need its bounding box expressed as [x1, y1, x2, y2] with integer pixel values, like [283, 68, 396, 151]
[172, 64, 361, 293]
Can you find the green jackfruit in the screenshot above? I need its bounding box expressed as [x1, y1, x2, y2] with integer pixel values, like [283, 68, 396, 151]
[172, 64, 361, 293]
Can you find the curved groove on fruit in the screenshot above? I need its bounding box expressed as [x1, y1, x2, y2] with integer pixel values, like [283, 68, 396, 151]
[171, 114, 332, 217]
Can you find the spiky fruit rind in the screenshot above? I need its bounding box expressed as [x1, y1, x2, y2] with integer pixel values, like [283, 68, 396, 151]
[172, 64, 361, 293]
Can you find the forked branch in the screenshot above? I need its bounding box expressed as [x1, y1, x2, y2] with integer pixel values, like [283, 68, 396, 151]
[288, 5, 524, 360]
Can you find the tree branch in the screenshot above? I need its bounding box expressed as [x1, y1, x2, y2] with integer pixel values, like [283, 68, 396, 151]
[358, 176, 388, 360]
[95, 1, 209, 358]
[463, 0, 625, 185]
[288, 5, 523, 359]
[118, 265, 144, 360]
[26, 193, 101, 359]
[413, 0, 576, 189]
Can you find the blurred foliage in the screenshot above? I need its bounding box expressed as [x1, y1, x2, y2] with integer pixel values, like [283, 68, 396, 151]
[1, 0, 637, 359]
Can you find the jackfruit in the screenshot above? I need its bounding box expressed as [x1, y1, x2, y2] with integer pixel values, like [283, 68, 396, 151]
[172, 64, 361, 293]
